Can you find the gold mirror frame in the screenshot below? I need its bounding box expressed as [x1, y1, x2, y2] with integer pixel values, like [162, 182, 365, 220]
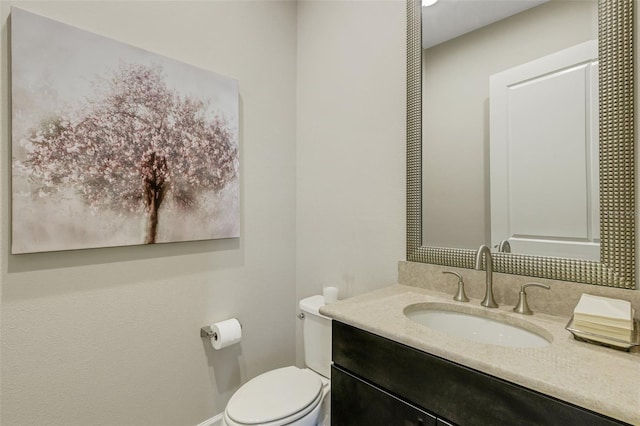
[407, 0, 636, 289]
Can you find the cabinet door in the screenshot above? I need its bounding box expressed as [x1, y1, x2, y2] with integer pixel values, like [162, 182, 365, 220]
[332, 365, 437, 426]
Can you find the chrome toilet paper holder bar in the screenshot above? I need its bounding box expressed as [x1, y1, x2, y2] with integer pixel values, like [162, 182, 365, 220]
[200, 326, 217, 339]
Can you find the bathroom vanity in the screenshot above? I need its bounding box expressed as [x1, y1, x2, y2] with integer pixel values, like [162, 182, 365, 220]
[321, 285, 639, 426]
[332, 321, 624, 425]
[388, 1, 640, 422]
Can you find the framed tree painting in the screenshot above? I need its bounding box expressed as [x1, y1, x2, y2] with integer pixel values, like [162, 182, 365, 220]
[11, 8, 240, 253]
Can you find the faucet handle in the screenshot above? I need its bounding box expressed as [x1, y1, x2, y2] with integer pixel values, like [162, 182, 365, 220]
[442, 271, 470, 303]
[512, 282, 550, 315]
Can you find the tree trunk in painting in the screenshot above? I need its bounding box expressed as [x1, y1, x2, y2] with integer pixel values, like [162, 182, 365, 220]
[145, 197, 160, 244]
[143, 152, 168, 244]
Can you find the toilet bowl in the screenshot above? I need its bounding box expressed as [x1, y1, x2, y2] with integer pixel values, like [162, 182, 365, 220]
[222, 295, 332, 426]
[222, 366, 329, 426]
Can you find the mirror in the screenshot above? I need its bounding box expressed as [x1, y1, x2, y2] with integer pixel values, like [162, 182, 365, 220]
[406, 0, 636, 289]
[422, 0, 599, 260]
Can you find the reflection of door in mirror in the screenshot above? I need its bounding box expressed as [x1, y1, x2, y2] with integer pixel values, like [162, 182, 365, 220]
[422, 1, 598, 257]
[490, 41, 599, 261]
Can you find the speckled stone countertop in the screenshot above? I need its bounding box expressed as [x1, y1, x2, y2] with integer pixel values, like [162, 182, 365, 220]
[320, 285, 640, 425]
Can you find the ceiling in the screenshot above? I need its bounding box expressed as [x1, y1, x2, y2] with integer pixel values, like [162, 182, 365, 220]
[422, 0, 549, 49]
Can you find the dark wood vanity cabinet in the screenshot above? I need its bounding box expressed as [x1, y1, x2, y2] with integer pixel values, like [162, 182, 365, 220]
[331, 321, 628, 426]
[332, 366, 437, 426]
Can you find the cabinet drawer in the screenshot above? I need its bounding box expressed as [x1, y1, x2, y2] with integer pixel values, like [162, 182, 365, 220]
[332, 321, 626, 426]
[332, 365, 437, 426]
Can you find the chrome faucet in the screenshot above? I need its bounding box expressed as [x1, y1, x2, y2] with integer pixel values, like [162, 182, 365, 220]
[475, 245, 498, 308]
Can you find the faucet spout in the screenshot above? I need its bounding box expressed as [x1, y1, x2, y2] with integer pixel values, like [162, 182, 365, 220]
[475, 245, 498, 308]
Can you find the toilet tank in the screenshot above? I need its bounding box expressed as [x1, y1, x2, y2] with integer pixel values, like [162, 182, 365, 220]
[299, 295, 332, 378]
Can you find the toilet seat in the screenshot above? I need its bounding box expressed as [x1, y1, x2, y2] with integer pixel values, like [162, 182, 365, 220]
[224, 366, 323, 426]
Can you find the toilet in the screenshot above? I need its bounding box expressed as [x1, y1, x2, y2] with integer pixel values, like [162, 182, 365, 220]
[222, 295, 332, 426]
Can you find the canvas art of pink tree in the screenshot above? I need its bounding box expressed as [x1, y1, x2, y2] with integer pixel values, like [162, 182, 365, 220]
[22, 63, 238, 244]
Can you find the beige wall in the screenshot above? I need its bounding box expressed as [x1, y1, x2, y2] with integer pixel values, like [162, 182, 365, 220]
[422, 0, 597, 250]
[295, 0, 406, 364]
[1, 1, 298, 425]
[295, 0, 405, 305]
[0, 0, 408, 424]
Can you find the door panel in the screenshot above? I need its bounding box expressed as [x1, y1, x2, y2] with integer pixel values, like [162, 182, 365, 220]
[490, 40, 599, 260]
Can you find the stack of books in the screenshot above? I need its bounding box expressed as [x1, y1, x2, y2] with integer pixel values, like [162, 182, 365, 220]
[572, 294, 635, 347]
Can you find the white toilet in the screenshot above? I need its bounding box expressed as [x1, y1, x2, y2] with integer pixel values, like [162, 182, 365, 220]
[222, 295, 332, 426]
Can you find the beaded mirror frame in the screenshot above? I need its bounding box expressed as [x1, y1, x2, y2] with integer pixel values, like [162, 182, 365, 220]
[406, 0, 636, 289]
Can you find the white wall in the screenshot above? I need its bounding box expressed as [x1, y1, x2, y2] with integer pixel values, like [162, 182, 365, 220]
[0, 1, 298, 425]
[295, 0, 406, 362]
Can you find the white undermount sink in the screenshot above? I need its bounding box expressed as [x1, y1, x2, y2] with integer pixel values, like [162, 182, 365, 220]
[405, 303, 551, 348]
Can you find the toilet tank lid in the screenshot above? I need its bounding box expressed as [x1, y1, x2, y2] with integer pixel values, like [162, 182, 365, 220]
[299, 295, 329, 318]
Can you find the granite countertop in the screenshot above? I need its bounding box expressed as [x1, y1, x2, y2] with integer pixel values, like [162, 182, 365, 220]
[320, 284, 640, 425]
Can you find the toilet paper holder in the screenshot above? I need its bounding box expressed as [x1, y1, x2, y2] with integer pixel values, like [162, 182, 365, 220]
[200, 322, 242, 339]
[200, 326, 217, 339]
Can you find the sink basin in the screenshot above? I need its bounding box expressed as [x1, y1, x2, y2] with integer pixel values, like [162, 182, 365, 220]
[405, 303, 551, 348]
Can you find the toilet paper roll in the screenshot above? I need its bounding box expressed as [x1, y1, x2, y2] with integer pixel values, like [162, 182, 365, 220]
[210, 318, 242, 350]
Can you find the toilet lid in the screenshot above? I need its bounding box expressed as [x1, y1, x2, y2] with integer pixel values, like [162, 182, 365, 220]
[226, 366, 322, 425]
